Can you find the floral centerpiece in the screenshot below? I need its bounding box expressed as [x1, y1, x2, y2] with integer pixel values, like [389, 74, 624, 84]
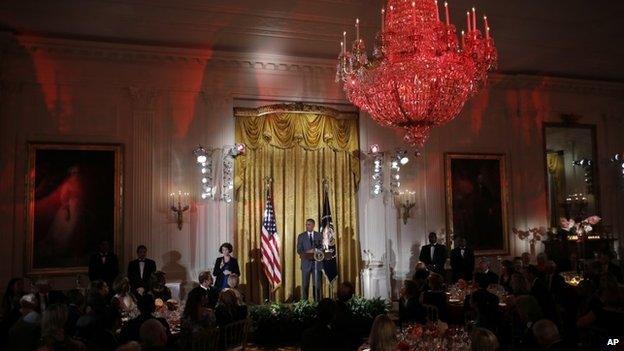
[398, 324, 469, 351]
[560, 216, 601, 240]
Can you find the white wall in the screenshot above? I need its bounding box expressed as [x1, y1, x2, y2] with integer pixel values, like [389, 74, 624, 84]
[1, 33, 623, 296]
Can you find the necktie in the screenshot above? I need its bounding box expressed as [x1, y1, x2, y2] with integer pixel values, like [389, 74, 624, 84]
[309, 232, 313, 246]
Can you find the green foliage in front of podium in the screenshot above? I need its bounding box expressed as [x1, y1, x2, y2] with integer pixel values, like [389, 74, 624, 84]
[249, 297, 390, 345]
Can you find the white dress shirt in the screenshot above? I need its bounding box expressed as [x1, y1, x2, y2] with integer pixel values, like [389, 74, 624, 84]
[139, 261, 145, 279]
[430, 245, 436, 261]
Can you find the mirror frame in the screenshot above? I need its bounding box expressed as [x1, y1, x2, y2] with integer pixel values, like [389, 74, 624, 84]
[542, 122, 600, 223]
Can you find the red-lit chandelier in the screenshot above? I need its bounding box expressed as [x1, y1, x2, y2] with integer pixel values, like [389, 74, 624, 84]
[336, 0, 497, 146]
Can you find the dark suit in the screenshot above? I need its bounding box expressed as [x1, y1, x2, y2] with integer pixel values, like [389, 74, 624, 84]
[297, 231, 322, 300]
[419, 243, 448, 274]
[469, 288, 500, 332]
[186, 285, 218, 309]
[450, 247, 474, 282]
[483, 270, 499, 286]
[127, 258, 157, 291]
[88, 251, 119, 288]
[530, 277, 557, 323]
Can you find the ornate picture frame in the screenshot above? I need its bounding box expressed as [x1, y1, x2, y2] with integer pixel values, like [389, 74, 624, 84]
[445, 153, 509, 256]
[25, 142, 123, 275]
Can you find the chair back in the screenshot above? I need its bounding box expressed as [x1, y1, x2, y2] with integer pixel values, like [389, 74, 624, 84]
[191, 327, 220, 351]
[222, 318, 250, 350]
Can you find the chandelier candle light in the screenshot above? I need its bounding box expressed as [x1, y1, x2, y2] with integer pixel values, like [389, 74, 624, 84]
[336, 0, 497, 146]
[396, 190, 417, 224]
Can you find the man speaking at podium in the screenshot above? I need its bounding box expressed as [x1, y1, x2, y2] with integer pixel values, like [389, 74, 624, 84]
[297, 218, 322, 301]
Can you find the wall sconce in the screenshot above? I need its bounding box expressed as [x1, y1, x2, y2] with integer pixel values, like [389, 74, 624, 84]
[369, 144, 384, 197]
[222, 143, 246, 203]
[610, 153, 624, 187]
[169, 191, 190, 230]
[193, 145, 215, 200]
[395, 190, 416, 224]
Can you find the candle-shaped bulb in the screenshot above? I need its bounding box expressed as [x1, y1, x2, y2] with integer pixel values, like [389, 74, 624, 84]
[461, 30, 465, 48]
[412, 1, 415, 7]
[355, 18, 359, 42]
[434, 0, 440, 21]
[471, 7, 477, 34]
[381, 8, 385, 32]
[444, 2, 450, 26]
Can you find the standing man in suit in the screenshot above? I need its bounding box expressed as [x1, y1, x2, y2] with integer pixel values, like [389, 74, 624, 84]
[419, 232, 448, 275]
[88, 240, 119, 289]
[450, 236, 475, 282]
[127, 245, 157, 295]
[297, 218, 323, 301]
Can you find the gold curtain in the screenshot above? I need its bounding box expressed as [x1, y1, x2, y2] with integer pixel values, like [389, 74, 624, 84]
[546, 152, 566, 226]
[234, 107, 361, 303]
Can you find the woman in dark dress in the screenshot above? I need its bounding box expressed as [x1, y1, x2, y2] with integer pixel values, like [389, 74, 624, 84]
[213, 243, 240, 292]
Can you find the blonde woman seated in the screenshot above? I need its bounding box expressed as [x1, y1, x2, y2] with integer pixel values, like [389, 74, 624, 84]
[358, 314, 397, 351]
[223, 274, 245, 305]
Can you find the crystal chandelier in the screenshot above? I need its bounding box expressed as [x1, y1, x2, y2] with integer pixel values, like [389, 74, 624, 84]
[336, 0, 497, 146]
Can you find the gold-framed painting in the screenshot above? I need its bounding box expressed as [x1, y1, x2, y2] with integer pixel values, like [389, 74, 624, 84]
[444, 153, 509, 256]
[25, 142, 123, 275]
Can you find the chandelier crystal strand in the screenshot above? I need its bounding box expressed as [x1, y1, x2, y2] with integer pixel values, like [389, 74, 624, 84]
[337, 0, 497, 146]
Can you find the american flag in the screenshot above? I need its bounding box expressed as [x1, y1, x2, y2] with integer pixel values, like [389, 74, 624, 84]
[261, 189, 282, 287]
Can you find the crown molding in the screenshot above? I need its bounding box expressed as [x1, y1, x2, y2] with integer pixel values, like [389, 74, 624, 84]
[3, 33, 624, 98]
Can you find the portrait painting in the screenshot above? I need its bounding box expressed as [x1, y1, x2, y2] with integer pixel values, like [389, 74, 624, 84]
[26, 143, 123, 275]
[445, 153, 509, 255]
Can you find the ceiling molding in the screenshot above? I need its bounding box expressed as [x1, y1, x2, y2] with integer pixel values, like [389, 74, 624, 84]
[3, 33, 624, 98]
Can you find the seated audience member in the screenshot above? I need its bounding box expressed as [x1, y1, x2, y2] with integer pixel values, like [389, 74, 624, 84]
[412, 268, 430, 293]
[2, 277, 25, 329]
[536, 252, 548, 273]
[469, 273, 500, 332]
[450, 236, 475, 282]
[511, 295, 543, 350]
[75, 285, 109, 342]
[186, 270, 218, 309]
[513, 257, 524, 274]
[223, 274, 245, 304]
[337, 281, 355, 303]
[544, 260, 566, 298]
[39, 303, 86, 351]
[116, 341, 141, 351]
[470, 327, 499, 351]
[8, 294, 41, 351]
[112, 277, 138, 318]
[525, 265, 558, 323]
[499, 260, 514, 293]
[150, 271, 172, 301]
[477, 258, 499, 286]
[35, 279, 65, 312]
[510, 272, 530, 296]
[301, 298, 338, 351]
[532, 319, 565, 351]
[215, 289, 247, 327]
[64, 289, 85, 337]
[120, 294, 170, 344]
[399, 280, 426, 325]
[358, 314, 397, 351]
[181, 288, 216, 336]
[140, 319, 168, 351]
[597, 250, 623, 283]
[422, 273, 448, 322]
[577, 280, 624, 335]
[86, 308, 122, 351]
[521, 252, 533, 270]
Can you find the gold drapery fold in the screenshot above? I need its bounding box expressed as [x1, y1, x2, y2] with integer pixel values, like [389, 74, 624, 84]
[234, 108, 361, 303]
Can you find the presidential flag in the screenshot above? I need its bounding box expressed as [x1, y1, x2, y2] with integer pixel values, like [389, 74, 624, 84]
[320, 185, 338, 282]
[261, 188, 282, 287]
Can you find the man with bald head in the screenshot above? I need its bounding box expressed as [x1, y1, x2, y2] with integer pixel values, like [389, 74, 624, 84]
[532, 319, 564, 351]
